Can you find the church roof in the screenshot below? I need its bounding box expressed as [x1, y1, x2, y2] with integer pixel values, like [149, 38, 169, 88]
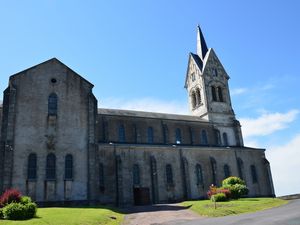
[9, 58, 94, 87]
[197, 25, 209, 61]
[98, 108, 207, 122]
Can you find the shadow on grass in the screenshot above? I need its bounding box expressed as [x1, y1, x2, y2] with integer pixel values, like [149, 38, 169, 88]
[37, 203, 194, 215]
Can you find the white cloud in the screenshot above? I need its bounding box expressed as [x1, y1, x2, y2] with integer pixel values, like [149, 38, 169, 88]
[231, 88, 248, 96]
[240, 110, 299, 138]
[266, 134, 300, 196]
[100, 97, 189, 115]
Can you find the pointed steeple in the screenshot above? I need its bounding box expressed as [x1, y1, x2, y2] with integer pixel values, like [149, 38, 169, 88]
[196, 25, 208, 61]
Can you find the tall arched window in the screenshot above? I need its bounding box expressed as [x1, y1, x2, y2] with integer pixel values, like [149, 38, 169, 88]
[118, 124, 125, 142]
[210, 157, 217, 185]
[166, 164, 173, 185]
[133, 164, 140, 186]
[48, 93, 58, 115]
[65, 154, 73, 180]
[223, 132, 229, 146]
[211, 86, 217, 101]
[147, 127, 154, 144]
[27, 153, 37, 180]
[251, 165, 258, 183]
[214, 129, 221, 146]
[201, 130, 208, 145]
[196, 88, 201, 105]
[99, 163, 104, 191]
[175, 128, 182, 144]
[195, 164, 203, 185]
[224, 164, 231, 178]
[237, 158, 244, 180]
[46, 153, 56, 180]
[218, 87, 223, 102]
[191, 92, 196, 109]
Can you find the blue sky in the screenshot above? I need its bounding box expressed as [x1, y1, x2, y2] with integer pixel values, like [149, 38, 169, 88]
[1, 1, 300, 196]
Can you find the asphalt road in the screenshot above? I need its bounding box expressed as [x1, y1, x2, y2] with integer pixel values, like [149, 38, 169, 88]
[164, 199, 300, 225]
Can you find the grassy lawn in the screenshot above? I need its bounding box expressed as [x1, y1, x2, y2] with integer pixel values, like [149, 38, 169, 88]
[0, 206, 124, 225]
[182, 198, 288, 217]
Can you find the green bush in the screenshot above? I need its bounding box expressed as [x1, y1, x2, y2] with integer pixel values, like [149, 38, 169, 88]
[211, 193, 228, 202]
[23, 202, 37, 219]
[2, 202, 37, 220]
[3, 203, 25, 220]
[0, 208, 3, 219]
[221, 176, 248, 199]
[222, 176, 245, 186]
[20, 196, 32, 204]
[226, 184, 248, 199]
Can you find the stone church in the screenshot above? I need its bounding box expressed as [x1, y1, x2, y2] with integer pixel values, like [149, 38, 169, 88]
[0, 26, 275, 205]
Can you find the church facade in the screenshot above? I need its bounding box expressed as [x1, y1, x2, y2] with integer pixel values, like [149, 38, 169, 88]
[0, 27, 275, 205]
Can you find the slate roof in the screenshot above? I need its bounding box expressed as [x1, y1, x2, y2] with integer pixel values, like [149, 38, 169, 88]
[98, 108, 207, 122]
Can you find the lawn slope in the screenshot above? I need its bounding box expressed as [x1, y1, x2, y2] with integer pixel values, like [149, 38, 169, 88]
[182, 198, 288, 217]
[0, 206, 124, 225]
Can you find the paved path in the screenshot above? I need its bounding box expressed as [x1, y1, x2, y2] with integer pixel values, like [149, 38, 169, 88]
[122, 204, 202, 225]
[165, 199, 300, 225]
[123, 199, 300, 225]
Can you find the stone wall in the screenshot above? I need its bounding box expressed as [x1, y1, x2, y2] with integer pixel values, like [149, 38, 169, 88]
[3, 58, 94, 202]
[95, 144, 274, 205]
[97, 113, 220, 146]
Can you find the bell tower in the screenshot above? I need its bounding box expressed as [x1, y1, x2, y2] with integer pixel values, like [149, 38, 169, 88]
[184, 26, 244, 146]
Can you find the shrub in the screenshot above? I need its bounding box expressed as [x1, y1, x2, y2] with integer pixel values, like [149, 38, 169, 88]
[2, 202, 37, 220]
[20, 196, 32, 204]
[0, 189, 22, 206]
[211, 193, 228, 202]
[207, 185, 231, 199]
[3, 203, 25, 220]
[226, 184, 248, 199]
[0, 208, 3, 219]
[23, 202, 37, 219]
[222, 176, 245, 186]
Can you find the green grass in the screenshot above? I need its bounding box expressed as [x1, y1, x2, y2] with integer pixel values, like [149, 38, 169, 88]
[0, 206, 124, 225]
[182, 198, 288, 217]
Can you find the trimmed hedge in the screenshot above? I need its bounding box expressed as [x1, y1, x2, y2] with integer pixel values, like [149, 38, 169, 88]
[0, 189, 37, 220]
[2, 202, 37, 220]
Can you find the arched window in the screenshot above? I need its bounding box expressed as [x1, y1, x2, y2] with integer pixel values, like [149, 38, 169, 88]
[211, 86, 217, 101]
[224, 164, 231, 178]
[99, 163, 104, 190]
[133, 164, 140, 186]
[118, 124, 125, 142]
[218, 87, 223, 102]
[201, 130, 208, 145]
[48, 93, 58, 115]
[166, 164, 173, 185]
[147, 127, 154, 144]
[223, 132, 229, 146]
[251, 165, 258, 183]
[210, 157, 217, 185]
[65, 154, 73, 180]
[191, 92, 196, 109]
[214, 129, 221, 146]
[196, 88, 201, 105]
[46, 153, 56, 180]
[237, 158, 244, 180]
[195, 164, 203, 185]
[175, 128, 181, 144]
[27, 153, 37, 180]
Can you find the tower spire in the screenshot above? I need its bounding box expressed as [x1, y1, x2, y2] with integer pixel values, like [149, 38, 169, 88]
[196, 25, 208, 61]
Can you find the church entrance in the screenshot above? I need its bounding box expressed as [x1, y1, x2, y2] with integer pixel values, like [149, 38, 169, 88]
[133, 187, 150, 205]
